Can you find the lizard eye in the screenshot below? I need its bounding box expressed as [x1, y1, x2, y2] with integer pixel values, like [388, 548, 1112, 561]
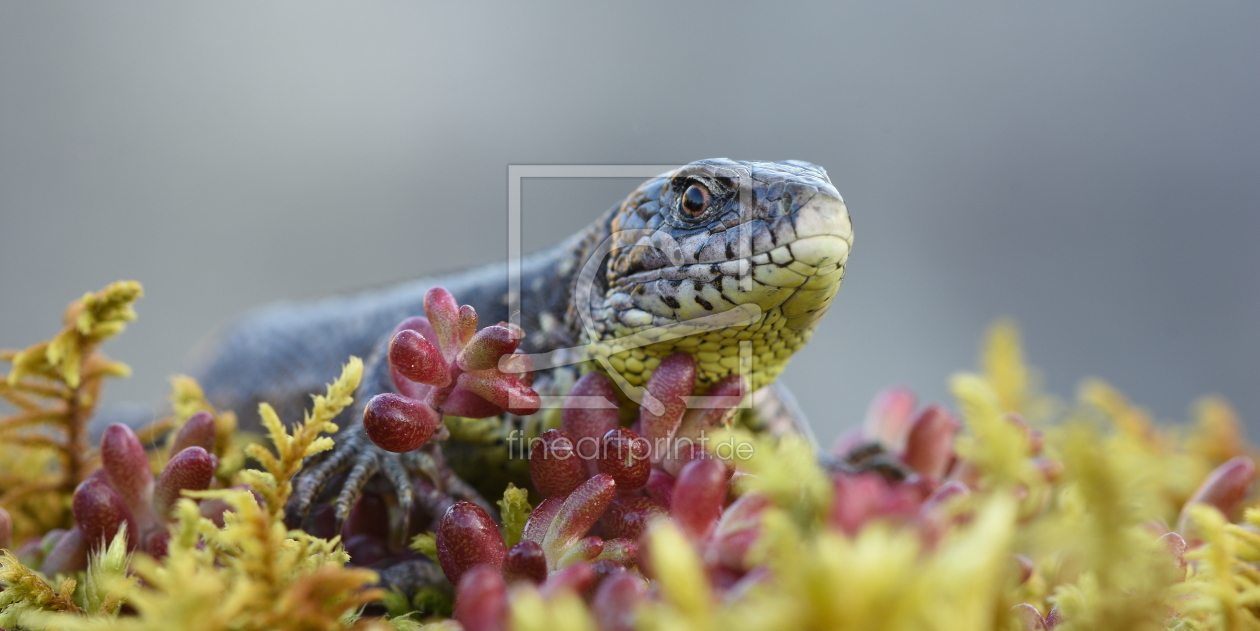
[681, 183, 710, 217]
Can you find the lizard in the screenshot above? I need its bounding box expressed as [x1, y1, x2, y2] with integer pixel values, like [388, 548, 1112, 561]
[180, 158, 854, 532]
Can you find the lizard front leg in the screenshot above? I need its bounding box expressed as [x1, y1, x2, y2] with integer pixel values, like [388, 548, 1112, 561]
[286, 336, 492, 539]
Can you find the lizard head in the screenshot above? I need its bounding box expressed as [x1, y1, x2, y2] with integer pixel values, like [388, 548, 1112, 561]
[571, 159, 853, 392]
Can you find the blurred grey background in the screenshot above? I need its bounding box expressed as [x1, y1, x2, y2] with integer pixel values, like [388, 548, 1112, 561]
[2, 2, 1257, 445]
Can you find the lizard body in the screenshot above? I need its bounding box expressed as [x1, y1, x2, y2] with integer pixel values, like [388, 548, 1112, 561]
[186, 159, 853, 527]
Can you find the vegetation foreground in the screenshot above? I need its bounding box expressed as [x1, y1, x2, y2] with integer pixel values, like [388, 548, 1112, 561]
[1, 281, 1257, 631]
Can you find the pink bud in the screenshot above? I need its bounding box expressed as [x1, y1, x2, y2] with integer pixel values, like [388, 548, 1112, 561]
[671, 458, 728, 542]
[902, 405, 959, 479]
[389, 328, 451, 387]
[503, 540, 548, 585]
[100, 423, 154, 515]
[562, 372, 620, 473]
[170, 410, 216, 454]
[454, 564, 507, 631]
[72, 476, 134, 549]
[363, 393, 440, 453]
[592, 570, 647, 631]
[436, 502, 507, 586]
[639, 353, 695, 463]
[529, 429, 588, 498]
[153, 446, 217, 517]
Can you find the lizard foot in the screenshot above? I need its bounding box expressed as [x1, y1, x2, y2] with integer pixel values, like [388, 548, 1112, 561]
[287, 426, 492, 542]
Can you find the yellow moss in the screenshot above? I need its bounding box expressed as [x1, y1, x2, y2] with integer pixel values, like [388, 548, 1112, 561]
[498, 483, 532, 548]
[239, 357, 362, 519]
[0, 281, 144, 542]
[32, 357, 386, 631]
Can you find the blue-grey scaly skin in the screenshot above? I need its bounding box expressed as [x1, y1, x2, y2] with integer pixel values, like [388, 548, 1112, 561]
[182, 159, 853, 533]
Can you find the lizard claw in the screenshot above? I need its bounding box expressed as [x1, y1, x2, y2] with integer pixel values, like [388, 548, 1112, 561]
[288, 423, 492, 543]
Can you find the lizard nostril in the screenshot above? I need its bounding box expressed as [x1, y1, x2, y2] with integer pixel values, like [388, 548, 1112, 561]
[779, 193, 793, 216]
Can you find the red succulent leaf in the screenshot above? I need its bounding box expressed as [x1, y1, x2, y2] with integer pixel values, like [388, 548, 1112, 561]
[503, 540, 548, 585]
[442, 387, 507, 418]
[423, 287, 464, 360]
[592, 570, 648, 631]
[644, 469, 675, 509]
[454, 564, 508, 631]
[521, 496, 566, 545]
[902, 405, 960, 480]
[1159, 531, 1188, 572]
[458, 325, 521, 371]
[561, 371, 621, 473]
[389, 328, 451, 387]
[436, 502, 507, 586]
[1011, 554, 1035, 585]
[363, 393, 441, 453]
[100, 423, 154, 516]
[670, 458, 728, 542]
[557, 536, 604, 569]
[1178, 456, 1256, 542]
[170, 410, 217, 455]
[639, 354, 695, 462]
[153, 446, 217, 517]
[145, 529, 171, 559]
[457, 370, 541, 417]
[40, 526, 88, 574]
[675, 375, 746, 441]
[1011, 603, 1048, 630]
[601, 495, 667, 541]
[708, 492, 773, 571]
[543, 474, 617, 566]
[0, 506, 10, 551]
[539, 562, 597, 600]
[598, 428, 651, 493]
[595, 538, 638, 568]
[529, 429, 588, 498]
[72, 476, 134, 549]
[863, 386, 918, 451]
[831, 473, 923, 536]
[457, 305, 479, 347]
